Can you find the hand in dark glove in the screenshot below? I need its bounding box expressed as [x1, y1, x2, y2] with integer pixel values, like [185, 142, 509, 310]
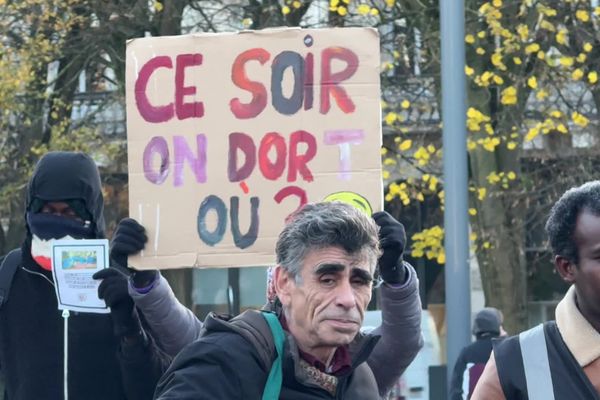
[110, 218, 156, 289]
[93, 268, 142, 338]
[373, 211, 407, 285]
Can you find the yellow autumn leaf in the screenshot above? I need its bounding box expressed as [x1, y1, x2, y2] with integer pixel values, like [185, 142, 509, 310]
[357, 4, 370, 15]
[476, 47, 486, 55]
[540, 20, 555, 32]
[572, 112, 589, 127]
[559, 57, 574, 67]
[517, 24, 529, 41]
[337, 5, 347, 15]
[370, 8, 379, 15]
[154, 1, 163, 11]
[555, 29, 568, 45]
[572, 68, 584, 80]
[401, 100, 411, 109]
[557, 123, 568, 134]
[525, 126, 540, 142]
[584, 42, 593, 53]
[525, 43, 540, 54]
[469, 208, 477, 216]
[437, 252, 446, 264]
[465, 66, 475, 76]
[536, 90, 549, 100]
[477, 187, 487, 200]
[589, 71, 598, 84]
[384, 112, 397, 125]
[507, 141, 517, 150]
[513, 57, 522, 65]
[465, 34, 475, 44]
[576, 9, 590, 22]
[550, 110, 563, 118]
[507, 171, 516, 180]
[577, 53, 587, 63]
[501, 86, 517, 105]
[282, 5, 291, 14]
[292, 0, 301, 8]
[527, 76, 538, 89]
[399, 139, 412, 151]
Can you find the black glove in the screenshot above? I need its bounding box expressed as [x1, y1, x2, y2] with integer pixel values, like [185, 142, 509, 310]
[93, 267, 142, 338]
[373, 211, 407, 284]
[110, 218, 157, 289]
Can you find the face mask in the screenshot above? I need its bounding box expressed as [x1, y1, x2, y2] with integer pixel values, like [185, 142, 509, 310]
[27, 213, 94, 271]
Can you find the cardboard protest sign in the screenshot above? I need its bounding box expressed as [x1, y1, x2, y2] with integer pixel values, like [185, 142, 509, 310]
[125, 27, 382, 269]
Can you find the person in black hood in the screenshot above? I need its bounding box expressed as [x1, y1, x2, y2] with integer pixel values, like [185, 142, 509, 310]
[449, 307, 503, 400]
[0, 151, 167, 400]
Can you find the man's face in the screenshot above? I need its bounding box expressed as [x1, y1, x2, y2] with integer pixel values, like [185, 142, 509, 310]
[40, 201, 82, 221]
[276, 246, 374, 361]
[562, 211, 600, 321]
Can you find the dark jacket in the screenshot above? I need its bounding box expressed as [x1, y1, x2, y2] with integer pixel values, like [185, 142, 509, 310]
[450, 307, 501, 400]
[449, 336, 495, 400]
[154, 309, 382, 399]
[493, 322, 599, 400]
[0, 152, 166, 400]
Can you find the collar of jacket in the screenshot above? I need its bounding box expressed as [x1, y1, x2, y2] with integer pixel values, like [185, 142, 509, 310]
[555, 285, 600, 367]
[285, 328, 380, 395]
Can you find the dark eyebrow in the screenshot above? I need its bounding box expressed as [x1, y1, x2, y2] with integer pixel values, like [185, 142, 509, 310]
[314, 263, 346, 275]
[351, 268, 373, 282]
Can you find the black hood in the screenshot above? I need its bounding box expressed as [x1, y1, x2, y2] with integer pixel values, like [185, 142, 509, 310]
[472, 307, 501, 338]
[25, 151, 105, 238]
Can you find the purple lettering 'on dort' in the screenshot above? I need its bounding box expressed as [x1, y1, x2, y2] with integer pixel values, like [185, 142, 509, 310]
[143, 136, 170, 184]
[173, 134, 207, 186]
[323, 129, 365, 180]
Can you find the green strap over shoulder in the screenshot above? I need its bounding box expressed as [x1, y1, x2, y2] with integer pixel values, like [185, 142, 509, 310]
[261, 311, 285, 400]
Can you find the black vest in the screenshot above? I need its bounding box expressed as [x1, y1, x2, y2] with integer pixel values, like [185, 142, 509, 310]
[494, 321, 600, 400]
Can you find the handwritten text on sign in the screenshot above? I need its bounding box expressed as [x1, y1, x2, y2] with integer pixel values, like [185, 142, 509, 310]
[126, 28, 382, 269]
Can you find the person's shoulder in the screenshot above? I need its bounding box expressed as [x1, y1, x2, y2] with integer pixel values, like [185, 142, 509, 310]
[177, 328, 264, 365]
[156, 328, 268, 399]
[0, 248, 22, 266]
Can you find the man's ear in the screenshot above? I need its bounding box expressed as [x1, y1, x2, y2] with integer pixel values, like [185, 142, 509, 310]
[274, 266, 293, 306]
[555, 255, 576, 284]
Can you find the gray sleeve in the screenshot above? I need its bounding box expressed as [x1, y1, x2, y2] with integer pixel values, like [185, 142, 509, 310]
[129, 272, 203, 357]
[368, 262, 424, 396]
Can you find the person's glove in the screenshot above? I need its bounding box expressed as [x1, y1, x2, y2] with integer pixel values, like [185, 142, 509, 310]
[373, 211, 407, 284]
[93, 267, 142, 338]
[110, 218, 157, 289]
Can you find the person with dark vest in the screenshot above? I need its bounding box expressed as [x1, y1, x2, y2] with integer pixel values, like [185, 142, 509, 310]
[449, 307, 503, 399]
[154, 202, 422, 399]
[472, 180, 600, 400]
[0, 151, 167, 400]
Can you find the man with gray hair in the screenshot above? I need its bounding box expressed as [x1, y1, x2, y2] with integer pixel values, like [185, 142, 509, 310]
[154, 202, 422, 399]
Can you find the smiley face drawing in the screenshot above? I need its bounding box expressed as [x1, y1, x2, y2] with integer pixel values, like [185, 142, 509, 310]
[322, 191, 373, 216]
